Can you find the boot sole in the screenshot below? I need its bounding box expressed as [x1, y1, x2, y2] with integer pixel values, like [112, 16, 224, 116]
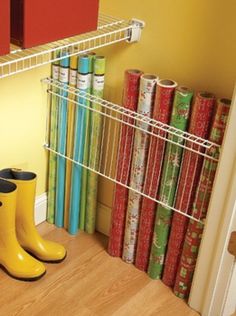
[0, 265, 46, 282]
[25, 250, 67, 264]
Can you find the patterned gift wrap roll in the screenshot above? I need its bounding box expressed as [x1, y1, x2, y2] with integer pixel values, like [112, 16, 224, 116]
[63, 56, 78, 229]
[108, 69, 143, 257]
[122, 74, 158, 264]
[162, 92, 215, 286]
[47, 56, 59, 224]
[69, 55, 90, 235]
[148, 87, 194, 279]
[80, 53, 96, 231]
[55, 53, 70, 228]
[86, 56, 106, 234]
[174, 97, 231, 299]
[135, 79, 177, 271]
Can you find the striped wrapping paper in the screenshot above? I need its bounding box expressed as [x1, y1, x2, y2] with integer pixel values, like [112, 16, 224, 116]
[47, 58, 59, 224]
[135, 79, 177, 271]
[174, 97, 231, 299]
[69, 55, 90, 235]
[162, 92, 215, 286]
[80, 53, 96, 231]
[86, 56, 106, 234]
[108, 69, 143, 257]
[63, 56, 78, 229]
[122, 74, 158, 264]
[55, 54, 70, 227]
[148, 87, 194, 279]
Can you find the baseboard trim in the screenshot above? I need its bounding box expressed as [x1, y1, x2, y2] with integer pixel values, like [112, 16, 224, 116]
[35, 194, 111, 235]
[35, 193, 47, 225]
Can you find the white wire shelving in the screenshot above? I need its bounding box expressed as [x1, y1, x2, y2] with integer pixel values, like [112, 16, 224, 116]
[43, 78, 221, 224]
[0, 14, 144, 79]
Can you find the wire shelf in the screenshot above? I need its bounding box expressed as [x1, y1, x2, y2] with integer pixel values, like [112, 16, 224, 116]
[0, 14, 142, 79]
[44, 78, 220, 160]
[43, 78, 221, 224]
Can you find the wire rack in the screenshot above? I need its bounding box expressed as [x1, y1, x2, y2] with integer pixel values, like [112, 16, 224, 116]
[0, 14, 143, 79]
[43, 78, 221, 224]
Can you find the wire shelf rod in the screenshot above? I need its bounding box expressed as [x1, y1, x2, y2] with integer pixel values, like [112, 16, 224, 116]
[44, 144, 205, 225]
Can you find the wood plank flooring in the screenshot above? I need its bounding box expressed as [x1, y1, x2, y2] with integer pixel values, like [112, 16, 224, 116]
[0, 222, 199, 316]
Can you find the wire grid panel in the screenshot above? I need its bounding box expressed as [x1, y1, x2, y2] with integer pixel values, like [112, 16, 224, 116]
[0, 14, 132, 79]
[44, 79, 221, 223]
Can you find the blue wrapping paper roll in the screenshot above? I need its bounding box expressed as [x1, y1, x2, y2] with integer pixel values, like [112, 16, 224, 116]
[80, 53, 96, 230]
[55, 53, 70, 227]
[69, 55, 90, 235]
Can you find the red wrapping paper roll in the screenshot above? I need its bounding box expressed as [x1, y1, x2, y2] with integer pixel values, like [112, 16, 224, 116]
[135, 79, 177, 271]
[122, 74, 157, 263]
[162, 92, 215, 288]
[173, 97, 231, 299]
[108, 69, 143, 257]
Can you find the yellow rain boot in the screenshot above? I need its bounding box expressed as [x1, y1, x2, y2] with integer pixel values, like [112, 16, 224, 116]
[0, 179, 46, 280]
[0, 169, 66, 263]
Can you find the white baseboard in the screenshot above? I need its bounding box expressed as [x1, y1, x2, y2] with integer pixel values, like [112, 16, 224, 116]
[35, 193, 47, 225]
[34, 194, 112, 236]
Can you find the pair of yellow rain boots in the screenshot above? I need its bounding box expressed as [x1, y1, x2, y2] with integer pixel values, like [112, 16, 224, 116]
[0, 168, 66, 281]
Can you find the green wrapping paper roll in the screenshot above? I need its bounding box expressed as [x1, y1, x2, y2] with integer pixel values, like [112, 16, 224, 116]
[122, 74, 158, 263]
[174, 97, 231, 299]
[47, 57, 60, 224]
[148, 87, 193, 279]
[55, 54, 70, 228]
[80, 53, 96, 231]
[64, 56, 78, 229]
[85, 56, 106, 234]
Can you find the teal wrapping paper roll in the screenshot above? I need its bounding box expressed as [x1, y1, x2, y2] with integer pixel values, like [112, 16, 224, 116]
[55, 53, 70, 228]
[80, 53, 96, 231]
[86, 56, 106, 234]
[47, 57, 59, 224]
[69, 55, 90, 235]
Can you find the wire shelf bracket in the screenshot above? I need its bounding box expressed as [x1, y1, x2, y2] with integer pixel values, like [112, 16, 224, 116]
[0, 14, 144, 79]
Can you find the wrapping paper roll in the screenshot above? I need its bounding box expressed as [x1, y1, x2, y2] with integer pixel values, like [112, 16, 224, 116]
[174, 98, 231, 299]
[64, 56, 78, 229]
[108, 69, 143, 257]
[47, 57, 59, 224]
[160, 92, 215, 285]
[135, 79, 177, 271]
[80, 52, 96, 231]
[69, 55, 90, 235]
[122, 74, 158, 263]
[148, 87, 194, 279]
[86, 56, 106, 234]
[55, 54, 70, 227]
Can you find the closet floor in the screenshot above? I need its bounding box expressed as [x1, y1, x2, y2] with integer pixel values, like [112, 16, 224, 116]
[0, 222, 199, 316]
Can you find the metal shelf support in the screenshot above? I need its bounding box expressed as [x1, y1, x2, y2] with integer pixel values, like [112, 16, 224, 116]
[0, 14, 144, 79]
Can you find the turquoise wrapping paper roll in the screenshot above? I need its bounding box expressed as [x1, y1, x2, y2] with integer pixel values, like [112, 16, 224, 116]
[80, 53, 96, 231]
[55, 53, 70, 228]
[69, 55, 90, 235]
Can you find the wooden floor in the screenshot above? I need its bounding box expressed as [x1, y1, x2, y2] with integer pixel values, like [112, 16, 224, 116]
[0, 222, 199, 316]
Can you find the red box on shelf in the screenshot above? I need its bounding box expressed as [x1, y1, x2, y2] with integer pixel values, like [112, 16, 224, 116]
[0, 0, 10, 55]
[11, 0, 99, 48]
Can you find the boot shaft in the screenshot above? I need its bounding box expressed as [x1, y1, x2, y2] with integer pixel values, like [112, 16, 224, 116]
[0, 168, 36, 225]
[0, 179, 18, 245]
